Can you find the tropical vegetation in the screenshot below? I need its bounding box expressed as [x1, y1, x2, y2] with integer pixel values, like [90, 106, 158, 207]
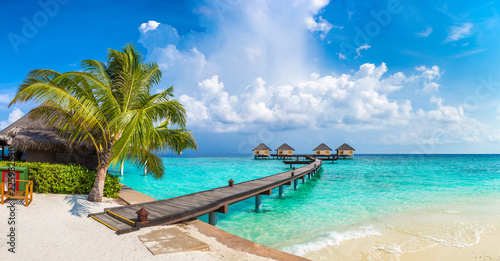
[10, 44, 197, 201]
[0, 161, 121, 198]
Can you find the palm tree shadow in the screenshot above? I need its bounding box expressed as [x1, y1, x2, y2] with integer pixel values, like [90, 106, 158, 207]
[64, 195, 97, 217]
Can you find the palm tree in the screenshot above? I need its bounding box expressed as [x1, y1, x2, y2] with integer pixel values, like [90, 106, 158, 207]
[10, 44, 197, 202]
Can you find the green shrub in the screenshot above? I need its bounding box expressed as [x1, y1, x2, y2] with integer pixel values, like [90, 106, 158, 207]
[0, 161, 121, 198]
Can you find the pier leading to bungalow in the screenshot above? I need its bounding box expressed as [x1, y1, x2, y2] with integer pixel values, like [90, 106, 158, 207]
[89, 159, 323, 234]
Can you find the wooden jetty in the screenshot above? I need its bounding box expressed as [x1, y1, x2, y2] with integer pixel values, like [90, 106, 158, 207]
[281, 155, 338, 168]
[90, 159, 323, 234]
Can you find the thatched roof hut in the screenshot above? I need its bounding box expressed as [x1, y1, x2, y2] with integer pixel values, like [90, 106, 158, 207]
[312, 143, 332, 151]
[336, 143, 355, 151]
[252, 143, 271, 151]
[0, 110, 94, 155]
[275, 143, 295, 151]
[336, 143, 355, 158]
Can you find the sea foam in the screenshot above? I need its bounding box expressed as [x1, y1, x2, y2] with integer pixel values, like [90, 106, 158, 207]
[282, 225, 381, 256]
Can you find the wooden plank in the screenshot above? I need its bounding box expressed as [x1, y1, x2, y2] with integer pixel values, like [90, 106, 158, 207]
[108, 209, 133, 219]
[148, 203, 186, 214]
[186, 194, 224, 202]
[177, 195, 214, 204]
[216, 187, 255, 194]
[147, 201, 193, 212]
[200, 191, 236, 198]
[163, 199, 205, 209]
[139, 204, 174, 215]
[109, 207, 142, 219]
[174, 198, 212, 208]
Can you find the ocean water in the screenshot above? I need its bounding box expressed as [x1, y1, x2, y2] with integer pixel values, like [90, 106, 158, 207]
[115, 155, 500, 258]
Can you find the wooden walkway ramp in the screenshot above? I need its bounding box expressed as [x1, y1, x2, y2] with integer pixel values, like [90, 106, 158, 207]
[90, 159, 322, 234]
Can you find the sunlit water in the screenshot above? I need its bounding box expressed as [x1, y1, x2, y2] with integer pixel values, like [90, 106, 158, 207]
[114, 155, 500, 256]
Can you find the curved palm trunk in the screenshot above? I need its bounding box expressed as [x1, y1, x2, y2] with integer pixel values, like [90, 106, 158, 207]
[88, 151, 111, 202]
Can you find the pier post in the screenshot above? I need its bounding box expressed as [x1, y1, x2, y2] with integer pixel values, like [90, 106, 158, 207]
[301, 177, 305, 184]
[294, 179, 298, 190]
[209, 212, 218, 226]
[255, 195, 262, 211]
[279, 185, 284, 198]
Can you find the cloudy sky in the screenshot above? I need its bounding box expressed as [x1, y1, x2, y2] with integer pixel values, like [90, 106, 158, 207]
[2, 0, 500, 154]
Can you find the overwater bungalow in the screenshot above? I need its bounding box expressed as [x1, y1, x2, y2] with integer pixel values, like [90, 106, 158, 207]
[0, 110, 98, 169]
[313, 143, 332, 155]
[275, 143, 294, 155]
[252, 143, 272, 159]
[336, 143, 355, 158]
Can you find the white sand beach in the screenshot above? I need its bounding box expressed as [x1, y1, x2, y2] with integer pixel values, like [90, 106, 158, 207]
[303, 233, 500, 261]
[0, 193, 273, 261]
[2, 193, 500, 261]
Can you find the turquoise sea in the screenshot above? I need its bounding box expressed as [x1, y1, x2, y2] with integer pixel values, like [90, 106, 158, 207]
[114, 155, 500, 257]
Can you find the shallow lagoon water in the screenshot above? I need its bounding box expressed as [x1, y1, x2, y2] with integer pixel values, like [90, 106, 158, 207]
[116, 155, 500, 256]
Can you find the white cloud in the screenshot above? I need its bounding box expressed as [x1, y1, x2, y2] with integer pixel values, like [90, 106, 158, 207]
[412, 65, 442, 92]
[8, 108, 23, 123]
[177, 62, 480, 144]
[381, 96, 481, 146]
[139, 1, 332, 93]
[179, 63, 461, 135]
[308, 0, 330, 11]
[338, 52, 346, 60]
[305, 16, 334, 38]
[0, 94, 10, 104]
[415, 65, 441, 81]
[423, 82, 440, 92]
[450, 48, 487, 58]
[355, 44, 371, 59]
[138, 20, 160, 33]
[0, 108, 24, 130]
[445, 23, 473, 43]
[416, 26, 433, 37]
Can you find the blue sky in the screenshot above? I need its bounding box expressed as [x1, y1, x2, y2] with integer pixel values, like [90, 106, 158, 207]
[2, 0, 500, 154]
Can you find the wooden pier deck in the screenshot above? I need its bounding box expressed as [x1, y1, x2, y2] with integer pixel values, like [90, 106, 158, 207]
[90, 159, 323, 234]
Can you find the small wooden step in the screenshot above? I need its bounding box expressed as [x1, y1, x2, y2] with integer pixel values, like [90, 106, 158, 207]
[106, 209, 136, 226]
[90, 213, 137, 234]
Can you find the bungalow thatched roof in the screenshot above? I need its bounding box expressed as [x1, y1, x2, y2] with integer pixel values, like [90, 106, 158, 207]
[0, 109, 94, 154]
[275, 143, 294, 151]
[336, 143, 355, 151]
[312, 143, 332, 151]
[252, 143, 271, 151]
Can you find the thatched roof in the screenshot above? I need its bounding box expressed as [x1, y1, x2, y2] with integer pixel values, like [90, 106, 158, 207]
[312, 143, 332, 151]
[336, 143, 355, 151]
[275, 143, 294, 151]
[252, 143, 271, 151]
[0, 110, 94, 154]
